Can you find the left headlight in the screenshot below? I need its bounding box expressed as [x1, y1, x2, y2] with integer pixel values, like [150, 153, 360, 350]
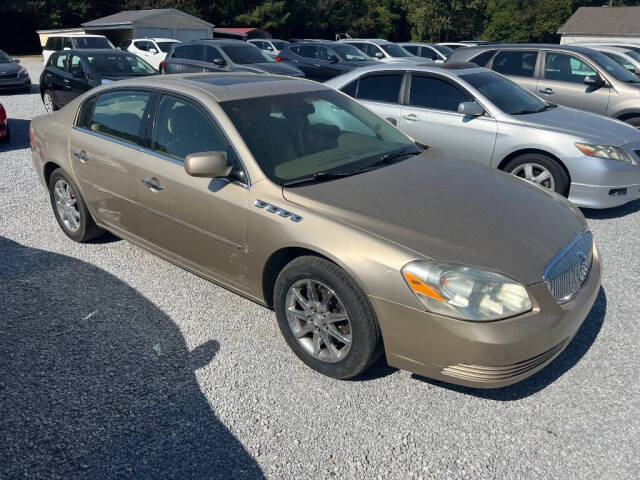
[18, 68, 29, 78]
[575, 142, 635, 164]
[402, 260, 532, 321]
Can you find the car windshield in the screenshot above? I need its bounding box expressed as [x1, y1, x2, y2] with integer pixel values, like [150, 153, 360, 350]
[380, 44, 414, 57]
[220, 89, 417, 185]
[272, 41, 288, 50]
[86, 53, 156, 76]
[461, 71, 548, 115]
[0, 51, 12, 63]
[156, 41, 177, 53]
[621, 49, 640, 63]
[432, 44, 454, 57]
[221, 45, 274, 64]
[332, 44, 370, 61]
[74, 37, 112, 49]
[584, 50, 640, 83]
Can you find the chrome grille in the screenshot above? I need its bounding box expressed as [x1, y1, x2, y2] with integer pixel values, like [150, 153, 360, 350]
[543, 232, 593, 304]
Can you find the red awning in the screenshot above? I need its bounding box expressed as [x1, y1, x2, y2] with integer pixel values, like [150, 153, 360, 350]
[213, 28, 258, 35]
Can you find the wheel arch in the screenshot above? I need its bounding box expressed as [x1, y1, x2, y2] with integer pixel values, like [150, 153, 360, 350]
[43, 161, 62, 186]
[496, 148, 571, 184]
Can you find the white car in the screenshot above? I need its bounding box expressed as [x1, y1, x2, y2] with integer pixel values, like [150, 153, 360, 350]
[122, 38, 180, 70]
[247, 39, 290, 58]
[335, 39, 429, 64]
[42, 34, 113, 65]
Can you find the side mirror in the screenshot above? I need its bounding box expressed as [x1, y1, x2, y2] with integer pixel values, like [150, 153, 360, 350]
[184, 151, 231, 178]
[374, 51, 384, 59]
[149, 48, 157, 54]
[458, 101, 484, 117]
[584, 75, 603, 87]
[13, 58, 20, 64]
[327, 55, 339, 63]
[213, 57, 226, 66]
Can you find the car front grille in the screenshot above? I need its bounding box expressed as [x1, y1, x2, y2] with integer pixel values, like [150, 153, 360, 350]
[543, 232, 593, 304]
[441, 339, 568, 382]
[0, 72, 18, 79]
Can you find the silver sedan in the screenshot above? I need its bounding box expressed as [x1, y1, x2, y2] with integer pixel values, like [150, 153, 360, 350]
[325, 64, 640, 209]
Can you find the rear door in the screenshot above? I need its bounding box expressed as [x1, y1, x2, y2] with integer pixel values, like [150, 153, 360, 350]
[136, 93, 249, 285]
[489, 50, 540, 94]
[315, 45, 344, 81]
[47, 53, 72, 106]
[288, 45, 321, 79]
[353, 72, 405, 126]
[69, 89, 153, 234]
[68, 55, 92, 100]
[537, 51, 610, 114]
[400, 73, 497, 165]
[165, 44, 205, 73]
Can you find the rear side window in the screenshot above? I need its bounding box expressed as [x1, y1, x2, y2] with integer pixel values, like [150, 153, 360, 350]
[89, 91, 151, 145]
[404, 45, 418, 55]
[409, 75, 471, 112]
[153, 96, 230, 161]
[134, 40, 152, 52]
[492, 51, 537, 77]
[341, 80, 358, 97]
[62, 37, 73, 49]
[76, 96, 97, 129]
[54, 53, 68, 71]
[356, 74, 403, 103]
[470, 50, 497, 67]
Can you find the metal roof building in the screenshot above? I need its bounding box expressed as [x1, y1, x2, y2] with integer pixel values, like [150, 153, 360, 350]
[559, 6, 640, 45]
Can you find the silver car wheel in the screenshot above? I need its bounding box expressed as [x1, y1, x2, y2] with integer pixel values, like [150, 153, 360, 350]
[510, 163, 555, 190]
[285, 279, 352, 363]
[53, 179, 80, 233]
[43, 92, 54, 113]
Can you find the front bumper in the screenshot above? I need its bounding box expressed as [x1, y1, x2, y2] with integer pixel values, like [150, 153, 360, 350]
[569, 182, 640, 209]
[0, 76, 31, 90]
[370, 247, 601, 388]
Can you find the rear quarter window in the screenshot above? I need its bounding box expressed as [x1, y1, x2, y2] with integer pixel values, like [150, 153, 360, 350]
[76, 96, 98, 129]
[470, 50, 497, 67]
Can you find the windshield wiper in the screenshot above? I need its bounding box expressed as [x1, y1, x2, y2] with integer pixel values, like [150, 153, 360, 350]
[281, 170, 355, 187]
[353, 149, 421, 173]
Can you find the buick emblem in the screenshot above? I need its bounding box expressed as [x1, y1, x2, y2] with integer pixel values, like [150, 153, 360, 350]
[577, 252, 589, 282]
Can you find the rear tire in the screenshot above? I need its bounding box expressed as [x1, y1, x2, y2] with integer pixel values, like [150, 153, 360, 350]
[622, 115, 640, 128]
[42, 90, 57, 113]
[274, 256, 382, 379]
[48, 168, 104, 242]
[503, 153, 569, 196]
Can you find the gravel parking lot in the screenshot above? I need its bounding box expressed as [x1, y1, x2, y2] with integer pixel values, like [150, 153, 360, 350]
[1, 58, 639, 479]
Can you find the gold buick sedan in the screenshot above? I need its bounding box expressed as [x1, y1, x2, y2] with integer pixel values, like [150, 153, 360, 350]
[29, 73, 600, 387]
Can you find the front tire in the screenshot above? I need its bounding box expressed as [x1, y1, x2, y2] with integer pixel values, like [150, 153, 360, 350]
[274, 256, 382, 379]
[504, 153, 569, 196]
[48, 168, 103, 242]
[42, 90, 57, 113]
[622, 115, 640, 128]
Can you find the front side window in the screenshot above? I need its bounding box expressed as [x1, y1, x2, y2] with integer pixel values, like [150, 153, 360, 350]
[220, 89, 415, 185]
[55, 53, 68, 71]
[220, 45, 274, 64]
[69, 55, 85, 77]
[332, 44, 370, 61]
[492, 51, 537, 77]
[134, 40, 152, 52]
[352, 43, 380, 58]
[86, 53, 155, 76]
[316, 46, 338, 61]
[357, 74, 403, 103]
[380, 44, 413, 58]
[544, 52, 597, 83]
[89, 91, 151, 144]
[461, 71, 547, 115]
[409, 76, 471, 112]
[153, 96, 230, 161]
[204, 46, 224, 63]
[606, 53, 636, 72]
[292, 45, 317, 58]
[173, 44, 203, 61]
[272, 41, 288, 50]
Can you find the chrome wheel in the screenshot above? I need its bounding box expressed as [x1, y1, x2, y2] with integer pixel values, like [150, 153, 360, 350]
[43, 92, 54, 113]
[510, 162, 555, 190]
[53, 179, 80, 232]
[285, 279, 352, 363]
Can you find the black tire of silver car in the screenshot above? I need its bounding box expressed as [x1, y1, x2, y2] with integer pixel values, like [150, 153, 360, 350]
[504, 153, 569, 196]
[274, 256, 383, 379]
[42, 90, 57, 113]
[622, 116, 640, 128]
[48, 168, 104, 242]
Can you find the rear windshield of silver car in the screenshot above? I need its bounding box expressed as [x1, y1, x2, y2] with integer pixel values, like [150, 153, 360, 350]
[219, 89, 415, 185]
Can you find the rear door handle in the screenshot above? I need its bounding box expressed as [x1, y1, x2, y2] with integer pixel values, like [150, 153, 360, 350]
[539, 88, 554, 95]
[73, 151, 88, 162]
[403, 113, 419, 121]
[142, 178, 164, 191]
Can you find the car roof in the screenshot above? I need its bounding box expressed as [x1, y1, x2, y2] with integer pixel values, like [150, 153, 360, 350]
[132, 38, 178, 42]
[58, 49, 124, 55]
[330, 62, 484, 78]
[398, 42, 436, 47]
[184, 39, 249, 46]
[90, 72, 328, 102]
[579, 44, 632, 53]
[51, 34, 106, 38]
[339, 38, 391, 45]
[457, 43, 600, 53]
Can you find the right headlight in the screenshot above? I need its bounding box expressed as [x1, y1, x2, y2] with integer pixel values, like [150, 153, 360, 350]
[402, 260, 532, 321]
[575, 142, 635, 164]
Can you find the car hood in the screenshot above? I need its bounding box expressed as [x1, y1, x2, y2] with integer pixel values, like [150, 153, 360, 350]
[282, 151, 587, 286]
[514, 106, 640, 146]
[239, 62, 304, 76]
[0, 62, 20, 74]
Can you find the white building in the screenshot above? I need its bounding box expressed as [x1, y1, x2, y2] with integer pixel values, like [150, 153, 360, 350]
[559, 6, 640, 45]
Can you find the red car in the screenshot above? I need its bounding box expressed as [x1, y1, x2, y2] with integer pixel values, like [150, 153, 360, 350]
[0, 102, 9, 143]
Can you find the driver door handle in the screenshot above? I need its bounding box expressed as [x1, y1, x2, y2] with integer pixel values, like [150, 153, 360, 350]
[403, 113, 419, 121]
[539, 87, 554, 95]
[142, 178, 164, 191]
[73, 151, 89, 162]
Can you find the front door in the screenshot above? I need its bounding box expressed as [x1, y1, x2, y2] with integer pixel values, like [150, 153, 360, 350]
[136, 94, 249, 285]
[537, 51, 610, 115]
[399, 74, 497, 165]
[69, 89, 153, 233]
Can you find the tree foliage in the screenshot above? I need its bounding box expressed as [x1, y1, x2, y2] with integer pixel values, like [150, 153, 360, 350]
[3, 0, 640, 54]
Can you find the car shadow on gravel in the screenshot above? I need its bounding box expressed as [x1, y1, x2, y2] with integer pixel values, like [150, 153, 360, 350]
[0, 118, 31, 153]
[581, 199, 640, 219]
[412, 287, 607, 401]
[0, 237, 265, 479]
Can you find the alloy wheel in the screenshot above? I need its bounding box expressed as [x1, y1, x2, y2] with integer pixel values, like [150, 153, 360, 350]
[53, 179, 80, 232]
[510, 162, 555, 191]
[285, 279, 352, 363]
